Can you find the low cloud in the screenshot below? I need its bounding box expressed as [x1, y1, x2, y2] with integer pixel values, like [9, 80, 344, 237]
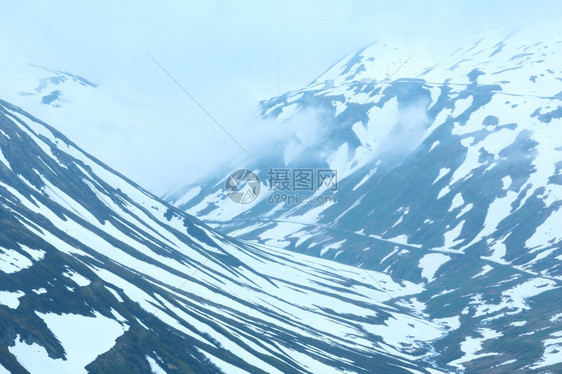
[383, 98, 431, 157]
[245, 107, 332, 165]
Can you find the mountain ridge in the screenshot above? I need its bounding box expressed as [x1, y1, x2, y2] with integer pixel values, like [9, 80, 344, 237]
[165, 31, 562, 372]
[0, 99, 458, 373]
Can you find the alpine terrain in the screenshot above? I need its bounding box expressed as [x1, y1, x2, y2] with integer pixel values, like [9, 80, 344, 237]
[0, 99, 471, 373]
[165, 30, 562, 372]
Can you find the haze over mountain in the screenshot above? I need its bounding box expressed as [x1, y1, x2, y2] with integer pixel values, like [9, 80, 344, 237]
[2, 1, 560, 194]
[1, 3, 561, 373]
[1, 99, 466, 373]
[165, 29, 562, 372]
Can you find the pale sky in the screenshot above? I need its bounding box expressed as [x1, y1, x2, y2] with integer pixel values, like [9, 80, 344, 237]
[1, 1, 560, 193]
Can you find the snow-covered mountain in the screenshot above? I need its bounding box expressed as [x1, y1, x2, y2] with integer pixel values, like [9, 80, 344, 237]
[165, 30, 562, 372]
[0, 57, 211, 193]
[0, 99, 476, 373]
[9, 65, 96, 108]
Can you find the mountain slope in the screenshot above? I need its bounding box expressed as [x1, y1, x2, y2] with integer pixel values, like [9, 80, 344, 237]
[0, 99, 459, 373]
[0, 56, 203, 193]
[168, 32, 562, 276]
[165, 30, 562, 372]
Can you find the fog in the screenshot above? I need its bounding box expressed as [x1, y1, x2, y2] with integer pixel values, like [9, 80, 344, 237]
[0, 0, 559, 193]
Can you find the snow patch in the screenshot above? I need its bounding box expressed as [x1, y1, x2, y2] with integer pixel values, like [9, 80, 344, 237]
[10, 311, 129, 374]
[146, 356, 167, 374]
[448, 328, 502, 369]
[0, 290, 25, 309]
[418, 254, 451, 282]
[63, 269, 91, 287]
[472, 265, 494, 278]
[433, 168, 450, 185]
[449, 193, 464, 211]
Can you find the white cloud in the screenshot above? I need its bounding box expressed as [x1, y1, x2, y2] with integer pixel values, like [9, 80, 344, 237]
[0, 1, 560, 193]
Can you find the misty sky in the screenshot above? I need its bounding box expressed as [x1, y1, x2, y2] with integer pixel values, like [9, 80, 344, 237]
[1, 1, 560, 193]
